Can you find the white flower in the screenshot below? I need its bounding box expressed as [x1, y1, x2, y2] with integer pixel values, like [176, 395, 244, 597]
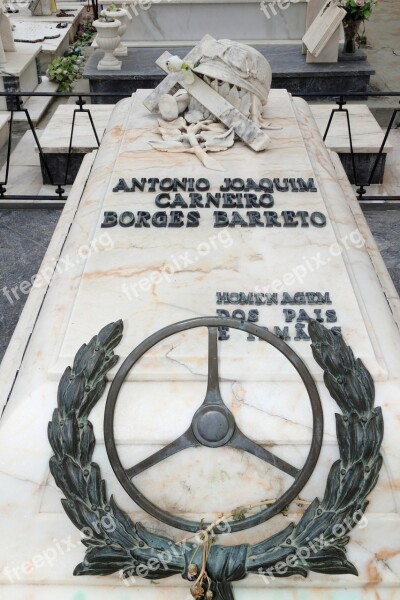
[165, 56, 183, 73]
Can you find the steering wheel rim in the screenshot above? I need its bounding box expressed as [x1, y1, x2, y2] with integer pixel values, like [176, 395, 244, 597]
[104, 317, 323, 533]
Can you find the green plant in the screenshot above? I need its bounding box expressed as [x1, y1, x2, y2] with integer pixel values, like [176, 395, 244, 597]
[74, 16, 96, 47]
[97, 15, 115, 22]
[339, 0, 380, 20]
[107, 3, 121, 10]
[46, 54, 83, 92]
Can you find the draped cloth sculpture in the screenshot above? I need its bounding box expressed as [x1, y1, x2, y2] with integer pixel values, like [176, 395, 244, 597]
[144, 35, 281, 170]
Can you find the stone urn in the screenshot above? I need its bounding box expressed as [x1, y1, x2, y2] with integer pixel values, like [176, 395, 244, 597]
[93, 18, 121, 71]
[343, 16, 363, 54]
[101, 7, 128, 56]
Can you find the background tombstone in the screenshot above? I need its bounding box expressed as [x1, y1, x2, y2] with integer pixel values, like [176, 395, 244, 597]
[0, 7, 15, 64]
[0, 8, 15, 51]
[302, 0, 345, 63]
[28, 0, 52, 17]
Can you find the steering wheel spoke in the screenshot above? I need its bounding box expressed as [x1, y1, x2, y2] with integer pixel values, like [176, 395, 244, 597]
[229, 428, 300, 479]
[126, 429, 198, 478]
[202, 326, 224, 406]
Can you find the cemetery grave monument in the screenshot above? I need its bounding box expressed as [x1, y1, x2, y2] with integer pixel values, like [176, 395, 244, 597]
[0, 34, 399, 600]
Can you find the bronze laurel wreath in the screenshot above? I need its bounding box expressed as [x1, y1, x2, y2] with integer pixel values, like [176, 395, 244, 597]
[48, 319, 383, 600]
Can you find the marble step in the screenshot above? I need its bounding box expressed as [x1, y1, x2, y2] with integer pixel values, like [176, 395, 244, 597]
[311, 102, 393, 185]
[0, 128, 71, 204]
[36, 102, 114, 184]
[353, 129, 400, 208]
[12, 77, 58, 125]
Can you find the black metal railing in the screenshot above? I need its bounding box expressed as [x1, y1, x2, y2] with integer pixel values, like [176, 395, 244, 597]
[294, 91, 400, 209]
[0, 92, 128, 208]
[0, 90, 398, 210]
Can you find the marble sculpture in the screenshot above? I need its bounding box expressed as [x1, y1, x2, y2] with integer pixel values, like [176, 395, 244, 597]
[148, 37, 281, 170]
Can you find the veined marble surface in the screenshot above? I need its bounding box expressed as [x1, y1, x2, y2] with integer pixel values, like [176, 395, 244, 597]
[47, 90, 387, 383]
[0, 90, 400, 598]
[104, 0, 308, 45]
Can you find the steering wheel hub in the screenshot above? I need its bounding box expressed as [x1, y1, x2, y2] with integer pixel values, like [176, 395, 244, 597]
[192, 405, 235, 447]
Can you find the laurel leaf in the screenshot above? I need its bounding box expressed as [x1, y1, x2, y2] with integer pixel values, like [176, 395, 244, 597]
[74, 498, 106, 535]
[81, 537, 105, 548]
[79, 378, 107, 417]
[79, 421, 96, 466]
[291, 498, 319, 539]
[73, 343, 90, 374]
[48, 410, 63, 458]
[74, 545, 130, 576]
[108, 496, 141, 546]
[249, 523, 294, 556]
[61, 497, 86, 531]
[336, 415, 351, 467]
[348, 414, 365, 465]
[356, 358, 375, 410]
[63, 456, 88, 498]
[334, 460, 364, 510]
[62, 414, 80, 459]
[57, 371, 85, 416]
[323, 372, 349, 414]
[86, 463, 104, 507]
[97, 320, 124, 354]
[99, 353, 120, 376]
[135, 522, 180, 552]
[82, 348, 107, 382]
[101, 479, 108, 505]
[306, 547, 358, 576]
[321, 461, 341, 509]
[359, 455, 383, 499]
[296, 510, 339, 542]
[341, 368, 371, 414]
[362, 409, 384, 463]
[49, 455, 67, 491]
[278, 563, 309, 577]
[311, 321, 355, 371]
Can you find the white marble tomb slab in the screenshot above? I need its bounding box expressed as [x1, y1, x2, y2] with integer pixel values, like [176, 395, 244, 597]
[46, 90, 387, 383]
[12, 21, 61, 43]
[0, 90, 400, 598]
